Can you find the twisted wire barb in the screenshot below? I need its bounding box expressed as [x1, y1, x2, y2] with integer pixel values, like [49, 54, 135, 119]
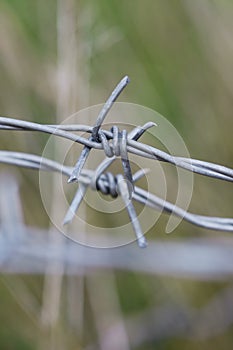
[1, 116, 233, 182]
[0, 76, 233, 247]
[1, 150, 233, 232]
[68, 75, 130, 185]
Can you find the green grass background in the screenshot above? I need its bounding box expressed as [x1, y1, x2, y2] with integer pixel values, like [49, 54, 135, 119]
[0, 0, 233, 349]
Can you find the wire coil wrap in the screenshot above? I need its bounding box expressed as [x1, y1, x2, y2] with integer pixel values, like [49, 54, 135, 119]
[1, 76, 233, 248]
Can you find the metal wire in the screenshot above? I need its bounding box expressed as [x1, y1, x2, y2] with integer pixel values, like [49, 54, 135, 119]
[0, 76, 233, 248]
[0, 172, 232, 279]
[1, 117, 233, 182]
[1, 150, 233, 232]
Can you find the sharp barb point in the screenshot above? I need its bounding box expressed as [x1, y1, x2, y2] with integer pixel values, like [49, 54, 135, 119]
[1, 76, 233, 251]
[138, 238, 148, 248]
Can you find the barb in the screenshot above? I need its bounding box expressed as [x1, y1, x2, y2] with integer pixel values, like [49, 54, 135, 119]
[1, 117, 233, 182]
[117, 174, 147, 248]
[1, 150, 233, 234]
[68, 75, 130, 183]
[0, 170, 233, 279]
[63, 121, 156, 236]
[1, 76, 233, 248]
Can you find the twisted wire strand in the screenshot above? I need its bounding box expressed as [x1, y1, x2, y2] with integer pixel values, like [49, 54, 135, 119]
[1, 116, 233, 182]
[1, 150, 233, 233]
[1, 75, 233, 247]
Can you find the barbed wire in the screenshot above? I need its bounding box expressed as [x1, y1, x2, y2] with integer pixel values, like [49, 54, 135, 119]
[2, 173, 233, 349]
[0, 172, 232, 278]
[0, 158, 233, 279]
[0, 76, 233, 248]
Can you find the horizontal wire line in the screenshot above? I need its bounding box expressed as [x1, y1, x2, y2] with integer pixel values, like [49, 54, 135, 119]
[1, 150, 233, 233]
[0, 74, 232, 244]
[1, 117, 233, 182]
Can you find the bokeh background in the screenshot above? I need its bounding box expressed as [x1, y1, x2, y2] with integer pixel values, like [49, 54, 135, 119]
[1, 0, 233, 349]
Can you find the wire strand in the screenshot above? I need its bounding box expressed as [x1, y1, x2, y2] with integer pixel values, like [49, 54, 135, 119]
[1, 76, 233, 247]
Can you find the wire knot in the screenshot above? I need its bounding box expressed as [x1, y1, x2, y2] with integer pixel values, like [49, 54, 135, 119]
[91, 171, 118, 198]
[98, 126, 127, 158]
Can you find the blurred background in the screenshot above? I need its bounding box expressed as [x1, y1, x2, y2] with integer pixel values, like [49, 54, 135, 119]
[1, 0, 233, 349]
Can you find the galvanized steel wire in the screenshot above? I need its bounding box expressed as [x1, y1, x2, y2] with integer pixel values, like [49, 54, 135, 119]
[0, 76, 233, 247]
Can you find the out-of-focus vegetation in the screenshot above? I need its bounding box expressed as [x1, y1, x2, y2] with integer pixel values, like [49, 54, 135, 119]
[1, 0, 233, 349]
